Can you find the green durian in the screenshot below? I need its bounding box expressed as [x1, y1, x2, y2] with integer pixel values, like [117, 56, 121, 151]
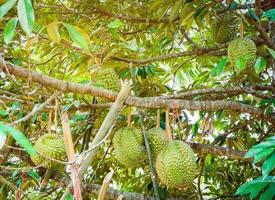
[90, 67, 120, 104]
[211, 12, 239, 44]
[156, 140, 198, 189]
[147, 128, 169, 161]
[113, 127, 145, 168]
[228, 37, 257, 68]
[30, 134, 66, 168]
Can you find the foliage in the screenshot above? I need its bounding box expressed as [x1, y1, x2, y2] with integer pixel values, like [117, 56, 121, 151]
[0, 0, 274, 199]
[235, 136, 275, 200]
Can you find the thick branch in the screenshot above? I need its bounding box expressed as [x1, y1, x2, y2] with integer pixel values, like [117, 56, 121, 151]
[1, 61, 271, 123]
[246, 17, 275, 50]
[188, 142, 250, 162]
[83, 184, 180, 200]
[111, 49, 227, 64]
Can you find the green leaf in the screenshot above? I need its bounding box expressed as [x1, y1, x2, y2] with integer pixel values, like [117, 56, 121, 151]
[0, 109, 8, 116]
[245, 141, 275, 158]
[262, 152, 275, 179]
[169, 0, 182, 22]
[266, 136, 275, 141]
[228, 2, 238, 10]
[17, 0, 35, 35]
[3, 18, 17, 44]
[0, 0, 17, 18]
[213, 57, 228, 77]
[260, 183, 275, 200]
[65, 193, 74, 200]
[236, 181, 268, 196]
[247, 5, 259, 21]
[107, 19, 124, 29]
[263, 9, 275, 22]
[0, 122, 35, 156]
[253, 148, 274, 164]
[47, 23, 61, 44]
[255, 57, 267, 74]
[235, 58, 247, 73]
[235, 177, 272, 196]
[28, 170, 40, 180]
[63, 23, 90, 50]
[253, 141, 275, 149]
[0, 131, 7, 149]
[267, 47, 275, 59]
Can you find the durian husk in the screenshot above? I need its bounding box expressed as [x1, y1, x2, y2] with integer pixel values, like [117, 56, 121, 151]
[113, 127, 145, 168]
[90, 67, 120, 129]
[90, 67, 120, 104]
[147, 127, 169, 162]
[228, 37, 257, 68]
[156, 140, 198, 189]
[30, 134, 66, 168]
[211, 12, 239, 44]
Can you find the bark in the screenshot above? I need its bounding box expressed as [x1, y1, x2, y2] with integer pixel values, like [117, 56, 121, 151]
[188, 143, 250, 162]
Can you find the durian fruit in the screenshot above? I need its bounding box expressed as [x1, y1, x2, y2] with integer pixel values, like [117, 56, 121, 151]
[90, 67, 120, 103]
[30, 134, 66, 168]
[156, 140, 197, 189]
[147, 128, 169, 161]
[113, 127, 145, 168]
[228, 37, 257, 68]
[211, 12, 239, 44]
[93, 110, 108, 130]
[91, 67, 120, 129]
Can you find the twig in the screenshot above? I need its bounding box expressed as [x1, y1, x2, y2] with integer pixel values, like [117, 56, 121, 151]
[197, 157, 205, 200]
[61, 112, 82, 200]
[10, 91, 61, 126]
[97, 170, 114, 200]
[165, 108, 173, 141]
[0, 175, 30, 200]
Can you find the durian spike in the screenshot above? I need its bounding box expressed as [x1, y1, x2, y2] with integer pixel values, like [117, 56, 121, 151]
[127, 107, 132, 127]
[165, 108, 173, 141]
[156, 109, 160, 128]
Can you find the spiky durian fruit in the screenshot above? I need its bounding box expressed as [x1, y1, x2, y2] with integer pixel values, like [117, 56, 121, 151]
[156, 140, 197, 189]
[228, 37, 257, 68]
[113, 127, 145, 168]
[147, 128, 169, 161]
[90, 67, 120, 103]
[211, 12, 239, 44]
[91, 67, 120, 129]
[30, 134, 66, 168]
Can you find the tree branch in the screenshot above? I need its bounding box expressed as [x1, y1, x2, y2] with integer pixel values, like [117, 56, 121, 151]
[1, 61, 272, 124]
[10, 91, 61, 126]
[83, 183, 181, 200]
[188, 142, 250, 162]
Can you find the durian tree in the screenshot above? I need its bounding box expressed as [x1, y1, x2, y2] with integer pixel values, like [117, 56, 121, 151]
[0, 0, 274, 199]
